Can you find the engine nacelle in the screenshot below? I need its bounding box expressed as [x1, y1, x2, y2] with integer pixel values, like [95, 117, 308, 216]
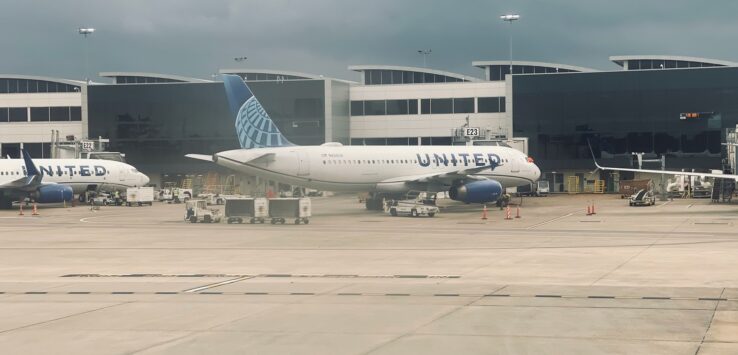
[449, 180, 503, 204]
[35, 184, 74, 203]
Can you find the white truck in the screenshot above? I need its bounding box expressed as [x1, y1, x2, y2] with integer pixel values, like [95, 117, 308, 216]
[387, 199, 439, 217]
[125, 187, 154, 206]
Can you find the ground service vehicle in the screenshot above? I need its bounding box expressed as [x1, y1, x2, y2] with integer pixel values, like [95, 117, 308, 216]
[536, 180, 550, 196]
[126, 187, 154, 206]
[172, 188, 193, 203]
[388, 200, 439, 217]
[268, 198, 311, 224]
[516, 180, 549, 197]
[619, 179, 653, 198]
[184, 199, 222, 223]
[629, 189, 656, 206]
[225, 198, 268, 224]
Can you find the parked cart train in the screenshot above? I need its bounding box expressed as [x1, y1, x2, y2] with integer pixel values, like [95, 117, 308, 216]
[225, 198, 268, 224]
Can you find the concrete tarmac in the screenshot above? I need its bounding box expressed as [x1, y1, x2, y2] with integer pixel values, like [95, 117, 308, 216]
[0, 194, 737, 354]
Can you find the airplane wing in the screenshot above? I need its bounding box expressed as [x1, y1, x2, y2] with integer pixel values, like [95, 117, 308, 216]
[185, 154, 213, 162]
[588, 143, 738, 181]
[593, 161, 738, 181]
[186, 152, 276, 164]
[380, 165, 495, 184]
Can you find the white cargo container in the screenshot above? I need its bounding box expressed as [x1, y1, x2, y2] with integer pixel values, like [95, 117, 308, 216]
[225, 198, 269, 224]
[268, 198, 311, 224]
[126, 187, 154, 206]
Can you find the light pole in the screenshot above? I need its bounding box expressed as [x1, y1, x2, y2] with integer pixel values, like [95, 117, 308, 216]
[417, 49, 431, 68]
[78, 27, 95, 83]
[499, 14, 519, 75]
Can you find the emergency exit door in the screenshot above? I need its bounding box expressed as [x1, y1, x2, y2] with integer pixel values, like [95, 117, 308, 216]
[296, 151, 310, 176]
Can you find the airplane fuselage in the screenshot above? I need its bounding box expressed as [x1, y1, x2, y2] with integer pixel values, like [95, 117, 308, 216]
[0, 158, 148, 194]
[214, 145, 541, 193]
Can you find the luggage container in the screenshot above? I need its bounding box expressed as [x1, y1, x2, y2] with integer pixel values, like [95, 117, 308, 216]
[268, 198, 311, 224]
[618, 179, 653, 198]
[125, 187, 154, 206]
[224, 198, 268, 224]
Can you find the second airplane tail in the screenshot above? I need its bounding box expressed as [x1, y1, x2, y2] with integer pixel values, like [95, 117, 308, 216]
[223, 75, 294, 149]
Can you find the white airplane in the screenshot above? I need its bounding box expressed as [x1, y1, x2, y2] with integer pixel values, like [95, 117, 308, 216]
[0, 150, 150, 208]
[187, 75, 541, 209]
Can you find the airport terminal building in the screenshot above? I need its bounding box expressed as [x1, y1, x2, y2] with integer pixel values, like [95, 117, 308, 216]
[2, 55, 738, 193]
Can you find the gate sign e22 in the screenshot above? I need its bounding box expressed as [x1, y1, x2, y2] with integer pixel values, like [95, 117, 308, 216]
[464, 127, 480, 137]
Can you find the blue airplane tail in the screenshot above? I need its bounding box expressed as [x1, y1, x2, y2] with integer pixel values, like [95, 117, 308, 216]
[222, 75, 294, 149]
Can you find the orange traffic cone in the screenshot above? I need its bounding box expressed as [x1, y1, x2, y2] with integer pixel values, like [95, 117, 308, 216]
[481, 205, 488, 220]
[505, 206, 512, 220]
[32, 203, 39, 216]
[515, 206, 521, 219]
[18, 204, 24, 216]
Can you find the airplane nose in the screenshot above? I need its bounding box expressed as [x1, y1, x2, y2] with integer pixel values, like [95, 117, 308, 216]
[141, 173, 150, 186]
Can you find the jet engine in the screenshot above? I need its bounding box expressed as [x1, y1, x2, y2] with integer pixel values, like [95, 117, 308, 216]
[448, 180, 503, 204]
[34, 184, 74, 203]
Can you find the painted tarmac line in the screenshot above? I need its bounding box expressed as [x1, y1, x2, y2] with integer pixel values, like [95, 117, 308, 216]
[79, 214, 124, 223]
[526, 212, 574, 230]
[183, 275, 253, 293]
[2, 290, 736, 302]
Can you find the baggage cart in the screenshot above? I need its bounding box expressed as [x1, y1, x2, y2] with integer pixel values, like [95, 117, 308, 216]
[224, 198, 268, 224]
[268, 198, 311, 224]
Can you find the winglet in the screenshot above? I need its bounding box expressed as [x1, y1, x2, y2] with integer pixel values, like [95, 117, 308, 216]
[21, 149, 40, 176]
[587, 140, 604, 170]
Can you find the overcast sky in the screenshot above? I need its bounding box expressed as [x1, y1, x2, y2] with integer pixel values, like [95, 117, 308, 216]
[2, 0, 737, 82]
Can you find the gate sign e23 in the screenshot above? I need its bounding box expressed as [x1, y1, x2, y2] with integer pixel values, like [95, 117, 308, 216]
[464, 127, 480, 137]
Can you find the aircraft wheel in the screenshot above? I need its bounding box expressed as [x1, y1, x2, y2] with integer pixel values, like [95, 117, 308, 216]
[189, 216, 197, 223]
[428, 213, 435, 217]
[295, 219, 300, 225]
[411, 209, 418, 217]
[390, 208, 397, 216]
[304, 219, 310, 224]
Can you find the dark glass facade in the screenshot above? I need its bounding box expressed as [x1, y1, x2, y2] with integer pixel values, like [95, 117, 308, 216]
[362, 69, 468, 85]
[0, 78, 80, 93]
[512, 67, 738, 171]
[625, 59, 722, 71]
[488, 65, 578, 81]
[88, 80, 327, 175]
[114, 76, 182, 84]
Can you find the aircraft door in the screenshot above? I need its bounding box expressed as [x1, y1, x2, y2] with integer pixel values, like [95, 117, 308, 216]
[296, 151, 310, 176]
[510, 156, 520, 173]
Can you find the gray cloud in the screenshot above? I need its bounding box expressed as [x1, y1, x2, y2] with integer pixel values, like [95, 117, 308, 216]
[1, 0, 737, 81]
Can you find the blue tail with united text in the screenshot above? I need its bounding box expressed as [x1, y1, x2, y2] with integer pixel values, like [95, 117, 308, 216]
[223, 75, 294, 149]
